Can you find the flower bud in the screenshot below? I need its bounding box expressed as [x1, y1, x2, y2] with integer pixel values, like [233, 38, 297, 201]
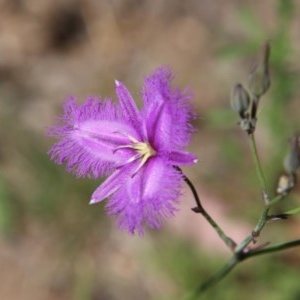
[248, 41, 271, 98]
[230, 83, 250, 118]
[284, 134, 300, 174]
[276, 173, 295, 195]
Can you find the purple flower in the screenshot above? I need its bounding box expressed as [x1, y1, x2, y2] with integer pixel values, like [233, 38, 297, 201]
[48, 67, 197, 234]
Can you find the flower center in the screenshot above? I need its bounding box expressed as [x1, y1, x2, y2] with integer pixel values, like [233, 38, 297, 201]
[132, 141, 156, 160]
[113, 132, 156, 177]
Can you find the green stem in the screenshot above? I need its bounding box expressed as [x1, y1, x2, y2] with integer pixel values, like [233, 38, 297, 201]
[266, 194, 284, 209]
[200, 209, 236, 251]
[199, 256, 238, 292]
[234, 205, 269, 254]
[185, 256, 238, 299]
[235, 194, 285, 254]
[244, 239, 300, 259]
[248, 133, 269, 204]
[181, 170, 236, 251]
[179, 162, 287, 296]
[253, 194, 284, 230]
[189, 238, 300, 298]
[234, 235, 253, 253]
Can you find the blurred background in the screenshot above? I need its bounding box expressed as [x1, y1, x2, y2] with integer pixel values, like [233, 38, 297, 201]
[1, 0, 300, 299]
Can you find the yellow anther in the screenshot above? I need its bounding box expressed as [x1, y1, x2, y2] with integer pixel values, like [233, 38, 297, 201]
[112, 132, 157, 177]
[130, 142, 156, 177]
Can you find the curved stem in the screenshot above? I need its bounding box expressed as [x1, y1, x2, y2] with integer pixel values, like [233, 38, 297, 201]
[177, 166, 293, 297]
[184, 256, 238, 299]
[188, 238, 300, 298]
[178, 167, 236, 251]
[178, 168, 203, 211]
[235, 194, 285, 253]
[244, 239, 300, 259]
[266, 194, 284, 209]
[199, 209, 236, 250]
[248, 133, 269, 204]
[199, 256, 238, 292]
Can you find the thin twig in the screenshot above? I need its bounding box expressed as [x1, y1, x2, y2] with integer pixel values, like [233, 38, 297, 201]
[185, 256, 238, 299]
[175, 166, 236, 251]
[248, 133, 269, 204]
[244, 239, 300, 259]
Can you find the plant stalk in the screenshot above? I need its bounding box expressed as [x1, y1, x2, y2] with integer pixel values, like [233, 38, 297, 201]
[248, 133, 269, 204]
[178, 167, 236, 251]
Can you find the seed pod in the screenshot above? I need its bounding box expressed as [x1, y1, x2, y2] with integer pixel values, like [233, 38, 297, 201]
[284, 134, 300, 174]
[248, 41, 271, 98]
[276, 173, 295, 195]
[230, 83, 250, 118]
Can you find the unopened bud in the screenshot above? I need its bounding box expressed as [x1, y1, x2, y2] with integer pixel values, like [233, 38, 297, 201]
[276, 173, 295, 195]
[248, 41, 271, 98]
[230, 83, 250, 118]
[284, 134, 300, 173]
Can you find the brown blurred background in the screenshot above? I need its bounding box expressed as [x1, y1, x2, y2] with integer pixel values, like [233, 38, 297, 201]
[1, 0, 300, 299]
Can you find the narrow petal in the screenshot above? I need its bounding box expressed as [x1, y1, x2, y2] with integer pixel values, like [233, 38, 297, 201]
[115, 80, 144, 139]
[90, 164, 133, 204]
[166, 150, 198, 165]
[144, 101, 172, 150]
[47, 97, 138, 178]
[105, 157, 183, 234]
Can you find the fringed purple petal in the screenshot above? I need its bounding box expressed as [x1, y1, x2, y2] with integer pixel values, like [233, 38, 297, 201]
[142, 67, 195, 150]
[47, 97, 138, 178]
[145, 101, 172, 150]
[105, 157, 183, 235]
[142, 67, 174, 107]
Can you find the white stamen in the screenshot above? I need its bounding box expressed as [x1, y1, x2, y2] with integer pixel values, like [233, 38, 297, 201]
[115, 153, 142, 169]
[113, 131, 139, 143]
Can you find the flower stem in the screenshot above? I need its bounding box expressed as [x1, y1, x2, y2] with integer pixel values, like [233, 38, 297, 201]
[198, 256, 238, 292]
[235, 194, 284, 253]
[266, 194, 284, 209]
[248, 133, 269, 204]
[178, 158, 290, 296]
[252, 194, 284, 235]
[184, 256, 238, 299]
[193, 238, 300, 297]
[244, 239, 300, 259]
[191, 193, 287, 295]
[178, 167, 236, 251]
[199, 209, 237, 251]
